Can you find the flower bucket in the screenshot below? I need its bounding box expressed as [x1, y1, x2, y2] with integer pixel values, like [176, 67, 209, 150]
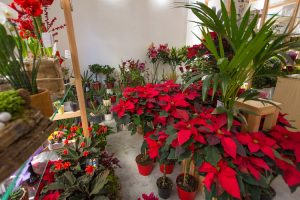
[103, 99, 111, 106]
[176, 174, 198, 200]
[136, 154, 154, 176]
[160, 163, 175, 174]
[30, 89, 53, 117]
[104, 113, 113, 121]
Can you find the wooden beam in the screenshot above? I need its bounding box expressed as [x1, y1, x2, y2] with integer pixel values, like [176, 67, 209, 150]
[61, 0, 89, 137]
[288, 0, 300, 32]
[260, 0, 270, 29]
[226, 0, 231, 14]
[269, 0, 297, 9]
[51, 110, 81, 121]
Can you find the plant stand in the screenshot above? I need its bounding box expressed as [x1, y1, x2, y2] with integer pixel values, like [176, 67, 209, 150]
[234, 99, 281, 132]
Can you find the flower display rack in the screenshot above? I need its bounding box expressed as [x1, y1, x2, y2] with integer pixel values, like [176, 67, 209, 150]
[0, 108, 56, 182]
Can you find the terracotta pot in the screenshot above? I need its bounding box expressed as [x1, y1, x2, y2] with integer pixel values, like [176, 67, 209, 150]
[110, 95, 117, 103]
[136, 154, 154, 176]
[107, 82, 114, 89]
[160, 163, 175, 174]
[30, 89, 53, 117]
[176, 174, 198, 200]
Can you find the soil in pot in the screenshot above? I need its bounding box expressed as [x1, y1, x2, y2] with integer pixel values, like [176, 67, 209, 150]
[176, 173, 198, 200]
[160, 160, 176, 174]
[157, 176, 173, 199]
[135, 154, 154, 176]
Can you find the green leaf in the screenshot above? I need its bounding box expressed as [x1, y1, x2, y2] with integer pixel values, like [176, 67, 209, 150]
[194, 151, 203, 167]
[274, 150, 294, 166]
[42, 182, 65, 194]
[168, 148, 176, 160]
[202, 75, 212, 102]
[166, 133, 177, 146]
[63, 171, 77, 186]
[165, 125, 176, 135]
[179, 150, 192, 161]
[90, 170, 110, 195]
[159, 110, 169, 117]
[204, 146, 221, 166]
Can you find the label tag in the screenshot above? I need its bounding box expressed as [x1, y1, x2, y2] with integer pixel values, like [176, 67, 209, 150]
[217, 100, 224, 108]
[65, 50, 71, 59]
[42, 32, 53, 48]
[52, 43, 57, 56]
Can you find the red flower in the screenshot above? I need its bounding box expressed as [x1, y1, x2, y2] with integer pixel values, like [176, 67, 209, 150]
[54, 161, 64, 170]
[233, 156, 270, 180]
[41, 0, 54, 6]
[63, 149, 68, 155]
[63, 162, 71, 169]
[42, 191, 60, 200]
[64, 140, 69, 145]
[145, 137, 161, 159]
[187, 44, 201, 59]
[70, 126, 78, 132]
[80, 142, 86, 148]
[270, 125, 300, 162]
[85, 165, 95, 175]
[199, 160, 241, 199]
[14, 0, 43, 16]
[237, 132, 277, 159]
[83, 151, 89, 157]
[174, 117, 207, 145]
[112, 99, 135, 118]
[275, 158, 300, 186]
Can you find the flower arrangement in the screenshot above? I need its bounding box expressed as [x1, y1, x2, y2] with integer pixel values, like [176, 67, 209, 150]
[147, 43, 170, 83]
[113, 78, 300, 199]
[119, 59, 147, 88]
[41, 126, 120, 199]
[10, 0, 65, 56]
[48, 131, 64, 144]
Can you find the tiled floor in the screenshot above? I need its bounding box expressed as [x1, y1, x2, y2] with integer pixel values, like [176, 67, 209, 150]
[107, 130, 300, 200]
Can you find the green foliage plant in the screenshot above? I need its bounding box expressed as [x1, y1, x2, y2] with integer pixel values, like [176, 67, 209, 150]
[0, 90, 25, 116]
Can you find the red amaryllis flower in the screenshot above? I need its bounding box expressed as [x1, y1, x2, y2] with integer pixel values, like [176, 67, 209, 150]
[187, 44, 201, 59]
[83, 151, 89, 157]
[275, 158, 300, 186]
[85, 165, 95, 175]
[199, 160, 241, 199]
[237, 132, 277, 159]
[174, 117, 207, 145]
[70, 126, 78, 132]
[233, 156, 270, 180]
[80, 142, 86, 148]
[112, 99, 135, 118]
[54, 161, 64, 170]
[63, 162, 71, 169]
[63, 149, 68, 155]
[270, 125, 300, 162]
[14, 0, 43, 16]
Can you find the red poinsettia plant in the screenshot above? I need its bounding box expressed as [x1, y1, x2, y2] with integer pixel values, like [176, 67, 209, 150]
[113, 80, 300, 199]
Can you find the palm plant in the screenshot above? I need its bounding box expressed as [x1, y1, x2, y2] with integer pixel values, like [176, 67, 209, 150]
[183, 0, 300, 128]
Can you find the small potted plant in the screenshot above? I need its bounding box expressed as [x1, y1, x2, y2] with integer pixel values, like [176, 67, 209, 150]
[157, 156, 173, 199]
[102, 90, 111, 107]
[159, 159, 176, 175]
[89, 64, 102, 91]
[81, 70, 93, 93]
[176, 159, 198, 200]
[106, 75, 116, 89]
[136, 142, 154, 176]
[48, 131, 64, 150]
[110, 92, 117, 104]
[103, 105, 113, 121]
[53, 101, 64, 114]
[88, 102, 103, 124]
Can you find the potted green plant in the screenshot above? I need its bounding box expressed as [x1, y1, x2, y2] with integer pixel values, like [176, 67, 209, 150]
[103, 105, 113, 121]
[81, 70, 93, 93]
[88, 102, 103, 124]
[0, 16, 53, 117]
[135, 140, 154, 176]
[89, 64, 102, 91]
[102, 89, 112, 107]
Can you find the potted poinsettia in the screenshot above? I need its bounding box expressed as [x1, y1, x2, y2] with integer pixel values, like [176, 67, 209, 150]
[136, 140, 154, 176]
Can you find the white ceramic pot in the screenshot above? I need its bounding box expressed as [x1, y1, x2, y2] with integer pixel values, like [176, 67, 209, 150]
[104, 113, 113, 121]
[106, 89, 113, 95]
[103, 99, 111, 106]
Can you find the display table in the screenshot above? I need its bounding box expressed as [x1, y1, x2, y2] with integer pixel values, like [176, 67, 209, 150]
[273, 77, 300, 130]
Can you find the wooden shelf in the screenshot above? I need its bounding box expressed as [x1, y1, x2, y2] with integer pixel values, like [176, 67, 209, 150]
[0, 109, 56, 182]
[51, 110, 81, 121]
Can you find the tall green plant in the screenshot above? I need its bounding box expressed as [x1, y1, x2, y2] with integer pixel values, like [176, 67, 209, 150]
[184, 0, 300, 128]
[0, 23, 40, 94]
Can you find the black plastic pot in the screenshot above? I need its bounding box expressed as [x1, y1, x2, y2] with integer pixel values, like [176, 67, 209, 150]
[70, 102, 78, 112]
[157, 176, 173, 199]
[91, 115, 103, 124]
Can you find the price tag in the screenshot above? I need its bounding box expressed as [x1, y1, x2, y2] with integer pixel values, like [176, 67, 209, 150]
[65, 50, 71, 59]
[42, 32, 53, 48]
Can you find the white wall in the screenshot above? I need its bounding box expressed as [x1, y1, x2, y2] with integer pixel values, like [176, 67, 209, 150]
[1, 0, 188, 71]
[53, 0, 188, 70]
